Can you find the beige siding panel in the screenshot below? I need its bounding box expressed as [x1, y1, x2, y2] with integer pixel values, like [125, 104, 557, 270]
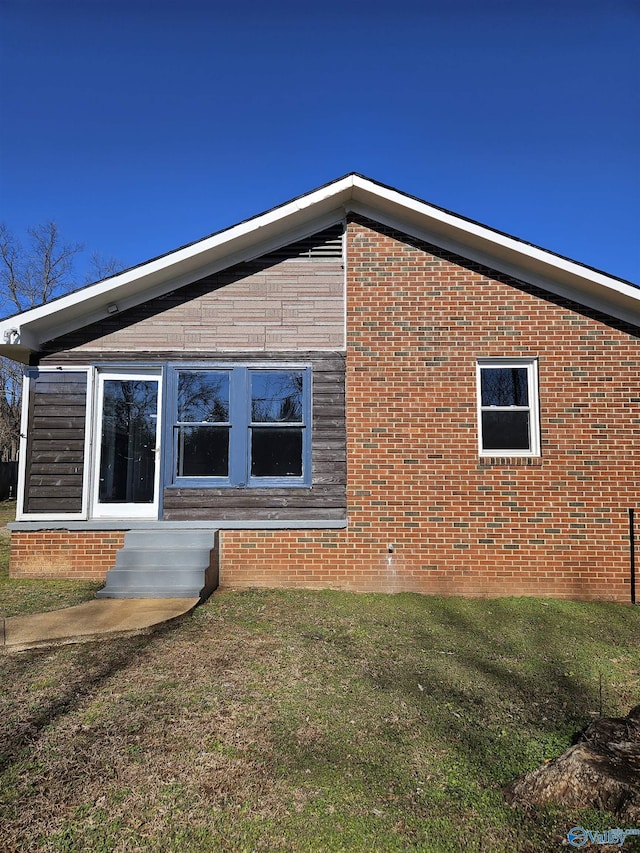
[45, 245, 345, 356]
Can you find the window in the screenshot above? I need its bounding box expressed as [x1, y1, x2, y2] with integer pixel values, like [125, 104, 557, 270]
[176, 370, 230, 478]
[170, 365, 310, 486]
[477, 359, 540, 456]
[250, 370, 304, 478]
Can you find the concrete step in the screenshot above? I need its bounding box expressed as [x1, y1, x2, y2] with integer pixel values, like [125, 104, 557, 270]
[96, 528, 219, 601]
[114, 548, 213, 569]
[99, 568, 208, 587]
[95, 586, 204, 599]
[124, 529, 216, 549]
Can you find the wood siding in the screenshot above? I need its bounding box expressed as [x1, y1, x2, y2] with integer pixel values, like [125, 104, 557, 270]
[23, 371, 87, 514]
[162, 351, 346, 521]
[29, 353, 346, 523]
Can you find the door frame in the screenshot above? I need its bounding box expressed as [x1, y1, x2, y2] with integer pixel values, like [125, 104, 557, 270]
[90, 368, 163, 520]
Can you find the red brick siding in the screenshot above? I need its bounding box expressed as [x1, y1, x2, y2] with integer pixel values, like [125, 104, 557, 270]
[219, 218, 640, 601]
[10, 531, 124, 580]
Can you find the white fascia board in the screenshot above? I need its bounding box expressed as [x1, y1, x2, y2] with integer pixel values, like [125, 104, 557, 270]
[0, 177, 355, 355]
[351, 176, 638, 293]
[348, 184, 640, 326]
[2, 172, 638, 357]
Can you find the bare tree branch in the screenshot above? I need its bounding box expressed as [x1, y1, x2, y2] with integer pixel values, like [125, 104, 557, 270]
[0, 223, 23, 314]
[0, 221, 84, 316]
[86, 251, 123, 283]
[0, 356, 22, 461]
[0, 221, 122, 460]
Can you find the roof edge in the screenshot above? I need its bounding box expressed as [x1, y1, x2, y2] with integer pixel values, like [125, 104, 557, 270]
[0, 173, 638, 358]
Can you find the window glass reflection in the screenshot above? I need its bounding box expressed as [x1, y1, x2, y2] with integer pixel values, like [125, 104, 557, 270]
[178, 371, 229, 423]
[481, 368, 528, 407]
[251, 371, 303, 423]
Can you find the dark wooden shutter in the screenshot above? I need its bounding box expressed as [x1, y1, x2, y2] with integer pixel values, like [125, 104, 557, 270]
[23, 370, 88, 514]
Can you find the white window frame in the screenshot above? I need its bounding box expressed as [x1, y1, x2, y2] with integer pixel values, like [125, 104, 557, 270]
[476, 358, 540, 457]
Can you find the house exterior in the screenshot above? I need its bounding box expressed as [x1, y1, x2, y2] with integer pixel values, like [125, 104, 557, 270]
[1, 174, 639, 601]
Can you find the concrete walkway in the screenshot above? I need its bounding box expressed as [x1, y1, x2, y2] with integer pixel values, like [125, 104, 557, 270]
[1, 598, 199, 652]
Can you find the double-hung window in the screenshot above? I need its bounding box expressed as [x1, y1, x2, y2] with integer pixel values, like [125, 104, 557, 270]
[249, 370, 305, 479]
[477, 359, 540, 456]
[171, 365, 311, 487]
[176, 370, 231, 478]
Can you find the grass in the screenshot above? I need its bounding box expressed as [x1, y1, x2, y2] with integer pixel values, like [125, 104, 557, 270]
[0, 501, 101, 617]
[0, 520, 639, 850]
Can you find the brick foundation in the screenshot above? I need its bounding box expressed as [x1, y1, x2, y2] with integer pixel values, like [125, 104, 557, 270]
[9, 531, 125, 580]
[218, 525, 631, 602]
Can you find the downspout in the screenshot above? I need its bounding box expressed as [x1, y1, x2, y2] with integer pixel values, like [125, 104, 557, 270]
[630, 508, 636, 605]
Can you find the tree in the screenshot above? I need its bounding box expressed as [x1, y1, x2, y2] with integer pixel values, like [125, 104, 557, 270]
[0, 221, 84, 316]
[86, 251, 123, 285]
[0, 221, 122, 460]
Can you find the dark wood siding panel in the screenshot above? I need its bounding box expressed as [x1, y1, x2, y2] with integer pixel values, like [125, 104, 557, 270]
[162, 487, 345, 522]
[162, 351, 346, 522]
[26, 352, 345, 522]
[38, 349, 343, 367]
[23, 371, 88, 514]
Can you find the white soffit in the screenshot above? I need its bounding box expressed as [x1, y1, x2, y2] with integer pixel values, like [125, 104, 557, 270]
[0, 173, 638, 361]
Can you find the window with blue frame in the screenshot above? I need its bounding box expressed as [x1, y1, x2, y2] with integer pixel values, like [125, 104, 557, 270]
[170, 365, 311, 487]
[176, 370, 230, 478]
[249, 370, 304, 478]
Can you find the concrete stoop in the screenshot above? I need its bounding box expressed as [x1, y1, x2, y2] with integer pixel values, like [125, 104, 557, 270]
[96, 528, 219, 600]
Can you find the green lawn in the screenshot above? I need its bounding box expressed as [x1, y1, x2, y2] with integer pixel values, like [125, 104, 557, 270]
[1, 519, 639, 851]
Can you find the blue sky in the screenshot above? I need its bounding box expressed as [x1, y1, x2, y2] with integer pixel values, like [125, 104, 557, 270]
[1, 0, 638, 285]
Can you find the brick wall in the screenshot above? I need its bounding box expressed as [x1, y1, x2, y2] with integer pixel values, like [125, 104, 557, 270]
[10, 531, 124, 580]
[219, 217, 640, 601]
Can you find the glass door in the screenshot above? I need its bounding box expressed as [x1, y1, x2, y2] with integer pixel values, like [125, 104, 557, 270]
[92, 371, 162, 518]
